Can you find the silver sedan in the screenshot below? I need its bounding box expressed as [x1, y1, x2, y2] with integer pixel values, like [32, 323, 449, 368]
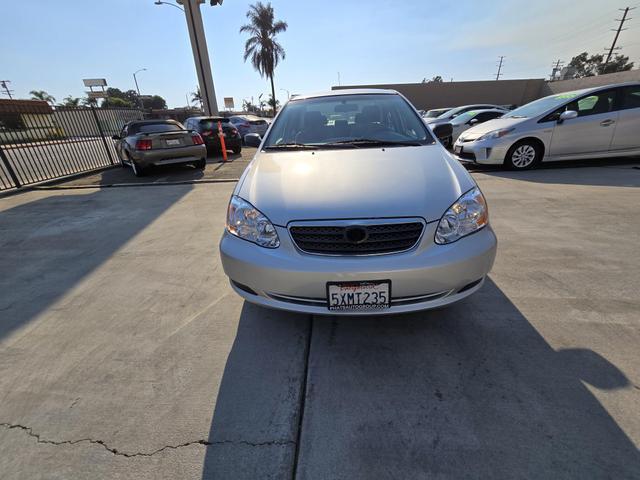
[452, 82, 640, 170]
[220, 89, 497, 315]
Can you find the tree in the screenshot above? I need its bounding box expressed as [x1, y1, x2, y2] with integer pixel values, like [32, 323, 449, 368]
[242, 99, 258, 114]
[567, 51, 634, 78]
[240, 2, 287, 114]
[29, 90, 56, 105]
[82, 96, 98, 107]
[59, 96, 81, 107]
[191, 87, 203, 108]
[141, 95, 167, 110]
[101, 97, 134, 108]
[267, 93, 280, 114]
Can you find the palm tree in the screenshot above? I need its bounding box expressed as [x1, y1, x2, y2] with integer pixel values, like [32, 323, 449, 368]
[240, 2, 287, 114]
[60, 96, 81, 107]
[29, 90, 56, 105]
[191, 87, 203, 109]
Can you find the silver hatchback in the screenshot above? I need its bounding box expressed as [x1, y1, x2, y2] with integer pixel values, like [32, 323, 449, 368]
[453, 82, 640, 170]
[220, 90, 497, 315]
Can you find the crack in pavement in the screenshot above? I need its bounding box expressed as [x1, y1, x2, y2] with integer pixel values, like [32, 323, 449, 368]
[0, 423, 294, 458]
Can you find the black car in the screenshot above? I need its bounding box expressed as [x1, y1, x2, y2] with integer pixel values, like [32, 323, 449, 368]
[183, 116, 242, 155]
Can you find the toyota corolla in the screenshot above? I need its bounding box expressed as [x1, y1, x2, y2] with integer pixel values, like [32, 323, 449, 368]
[220, 89, 497, 315]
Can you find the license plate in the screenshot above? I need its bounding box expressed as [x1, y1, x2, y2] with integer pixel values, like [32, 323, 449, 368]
[166, 139, 181, 146]
[327, 280, 391, 311]
[454, 145, 462, 154]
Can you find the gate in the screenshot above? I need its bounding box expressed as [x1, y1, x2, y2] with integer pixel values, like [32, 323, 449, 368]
[0, 100, 144, 191]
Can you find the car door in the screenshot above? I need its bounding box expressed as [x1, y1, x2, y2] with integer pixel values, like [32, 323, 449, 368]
[610, 84, 640, 151]
[548, 89, 619, 157]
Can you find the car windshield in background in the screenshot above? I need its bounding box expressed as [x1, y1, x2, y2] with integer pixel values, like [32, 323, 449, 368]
[133, 123, 184, 134]
[503, 92, 582, 119]
[263, 94, 434, 148]
[200, 119, 229, 129]
[425, 110, 446, 118]
[451, 111, 477, 125]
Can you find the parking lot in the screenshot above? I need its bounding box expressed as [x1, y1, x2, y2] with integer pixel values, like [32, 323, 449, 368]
[1, 157, 639, 479]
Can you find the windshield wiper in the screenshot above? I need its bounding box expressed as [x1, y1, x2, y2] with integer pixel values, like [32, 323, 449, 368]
[328, 138, 424, 147]
[263, 142, 320, 150]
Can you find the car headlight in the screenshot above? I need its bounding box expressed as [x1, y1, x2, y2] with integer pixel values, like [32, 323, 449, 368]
[435, 187, 488, 245]
[226, 195, 280, 248]
[477, 128, 514, 141]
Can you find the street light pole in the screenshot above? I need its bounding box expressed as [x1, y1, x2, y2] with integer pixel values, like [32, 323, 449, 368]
[133, 68, 147, 108]
[280, 88, 290, 100]
[176, 0, 219, 115]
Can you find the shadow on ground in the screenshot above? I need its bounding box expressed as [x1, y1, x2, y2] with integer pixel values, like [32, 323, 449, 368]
[202, 279, 639, 479]
[0, 185, 192, 340]
[467, 157, 640, 187]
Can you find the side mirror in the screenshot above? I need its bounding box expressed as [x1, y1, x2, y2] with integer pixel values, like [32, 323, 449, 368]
[468, 118, 479, 125]
[244, 133, 262, 148]
[111, 134, 120, 140]
[558, 110, 578, 123]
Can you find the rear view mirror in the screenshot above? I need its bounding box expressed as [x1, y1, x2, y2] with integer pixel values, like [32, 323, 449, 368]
[244, 133, 262, 148]
[558, 110, 578, 123]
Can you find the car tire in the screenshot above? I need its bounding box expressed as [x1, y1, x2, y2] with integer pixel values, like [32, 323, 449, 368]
[194, 158, 206, 169]
[131, 160, 147, 177]
[232, 146, 242, 155]
[505, 140, 542, 170]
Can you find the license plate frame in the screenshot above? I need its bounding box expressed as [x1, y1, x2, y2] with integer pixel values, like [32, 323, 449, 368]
[454, 145, 462, 154]
[326, 280, 391, 312]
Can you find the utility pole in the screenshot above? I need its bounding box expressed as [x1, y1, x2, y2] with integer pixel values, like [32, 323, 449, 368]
[176, 0, 220, 115]
[0, 80, 14, 99]
[495, 56, 505, 81]
[550, 59, 564, 81]
[604, 7, 635, 65]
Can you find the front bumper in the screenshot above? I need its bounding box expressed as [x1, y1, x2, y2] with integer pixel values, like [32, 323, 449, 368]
[219, 223, 497, 315]
[452, 137, 510, 165]
[132, 144, 206, 166]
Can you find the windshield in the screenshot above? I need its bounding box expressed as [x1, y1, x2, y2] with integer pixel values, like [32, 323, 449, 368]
[450, 111, 478, 125]
[504, 92, 583, 119]
[132, 123, 183, 134]
[263, 93, 434, 148]
[425, 109, 449, 118]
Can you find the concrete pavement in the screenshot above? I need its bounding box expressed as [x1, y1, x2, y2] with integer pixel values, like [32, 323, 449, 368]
[0, 160, 639, 478]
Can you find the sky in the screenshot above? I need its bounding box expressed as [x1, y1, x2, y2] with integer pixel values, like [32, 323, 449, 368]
[1, 0, 639, 109]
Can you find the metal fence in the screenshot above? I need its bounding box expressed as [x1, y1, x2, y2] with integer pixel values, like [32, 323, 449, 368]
[0, 102, 144, 191]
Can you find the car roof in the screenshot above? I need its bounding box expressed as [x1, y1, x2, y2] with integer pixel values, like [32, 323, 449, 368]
[540, 81, 640, 100]
[186, 116, 227, 121]
[127, 119, 180, 126]
[291, 89, 399, 101]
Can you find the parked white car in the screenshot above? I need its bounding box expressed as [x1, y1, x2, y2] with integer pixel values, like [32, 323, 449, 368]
[453, 82, 640, 169]
[449, 108, 506, 143]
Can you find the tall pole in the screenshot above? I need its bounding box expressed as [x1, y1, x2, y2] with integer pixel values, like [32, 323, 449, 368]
[495, 56, 505, 81]
[550, 59, 564, 80]
[0, 80, 13, 99]
[133, 68, 146, 108]
[178, 0, 218, 115]
[604, 7, 634, 66]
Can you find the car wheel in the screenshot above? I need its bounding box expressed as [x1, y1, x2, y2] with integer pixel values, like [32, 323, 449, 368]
[232, 146, 242, 155]
[505, 140, 541, 170]
[194, 158, 206, 169]
[131, 160, 147, 177]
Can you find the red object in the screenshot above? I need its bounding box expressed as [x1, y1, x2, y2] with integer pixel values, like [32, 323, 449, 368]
[191, 133, 205, 145]
[218, 121, 228, 162]
[135, 139, 152, 150]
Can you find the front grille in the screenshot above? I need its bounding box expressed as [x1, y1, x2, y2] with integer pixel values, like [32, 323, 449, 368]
[289, 221, 424, 255]
[458, 150, 476, 161]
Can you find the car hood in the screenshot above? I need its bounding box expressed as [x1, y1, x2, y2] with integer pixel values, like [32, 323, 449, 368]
[236, 145, 476, 225]
[459, 117, 527, 139]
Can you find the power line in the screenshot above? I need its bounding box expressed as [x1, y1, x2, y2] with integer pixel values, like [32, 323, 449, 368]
[605, 6, 635, 65]
[495, 56, 505, 80]
[0, 80, 14, 99]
